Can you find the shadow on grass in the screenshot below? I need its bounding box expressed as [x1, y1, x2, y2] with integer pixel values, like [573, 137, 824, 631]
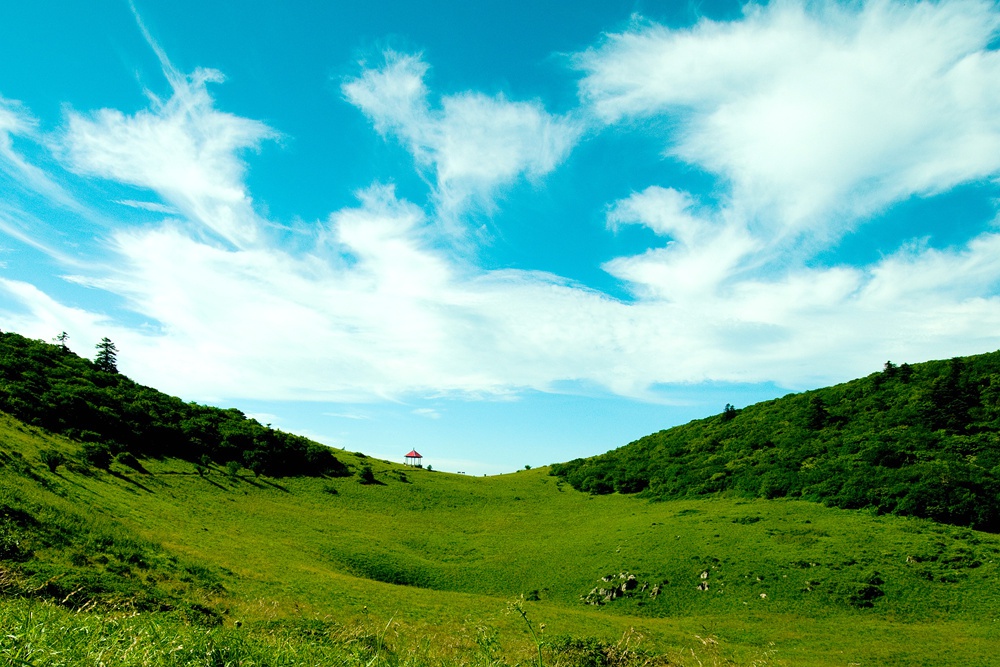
[224, 474, 276, 490]
[196, 474, 228, 491]
[109, 469, 153, 493]
[258, 478, 290, 493]
[121, 460, 151, 475]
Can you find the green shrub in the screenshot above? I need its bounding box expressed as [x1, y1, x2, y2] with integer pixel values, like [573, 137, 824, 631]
[357, 465, 376, 485]
[39, 449, 64, 473]
[0, 527, 31, 561]
[81, 442, 112, 470]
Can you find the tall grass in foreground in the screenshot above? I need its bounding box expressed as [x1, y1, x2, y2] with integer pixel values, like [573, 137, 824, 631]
[0, 597, 777, 667]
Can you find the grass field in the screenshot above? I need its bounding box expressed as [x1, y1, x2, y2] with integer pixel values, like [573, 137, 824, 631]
[3, 412, 1000, 666]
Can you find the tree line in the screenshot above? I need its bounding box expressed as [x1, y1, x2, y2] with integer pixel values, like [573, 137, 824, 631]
[0, 331, 348, 478]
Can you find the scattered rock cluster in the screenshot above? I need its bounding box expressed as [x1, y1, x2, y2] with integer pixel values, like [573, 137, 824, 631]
[580, 571, 667, 605]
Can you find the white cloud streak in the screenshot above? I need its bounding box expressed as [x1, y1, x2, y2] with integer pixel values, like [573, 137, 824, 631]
[0, 96, 86, 213]
[343, 51, 581, 222]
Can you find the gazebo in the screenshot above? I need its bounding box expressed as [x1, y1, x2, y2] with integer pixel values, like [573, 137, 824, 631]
[404, 449, 423, 467]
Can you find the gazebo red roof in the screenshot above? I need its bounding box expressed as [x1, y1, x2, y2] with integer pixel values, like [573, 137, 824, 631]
[405, 450, 422, 458]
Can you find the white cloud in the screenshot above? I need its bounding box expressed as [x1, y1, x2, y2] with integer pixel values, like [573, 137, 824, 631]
[577, 0, 1000, 232]
[0, 96, 86, 213]
[343, 51, 581, 221]
[604, 186, 760, 301]
[61, 68, 277, 247]
[0, 96, 35, 142]
[324, 411, 373, 421]
[5, 179, 1000, 404]
[115, 199, 178, 214]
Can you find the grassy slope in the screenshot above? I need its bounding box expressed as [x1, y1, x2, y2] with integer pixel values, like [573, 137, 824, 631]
[3, 413, 1000, 666]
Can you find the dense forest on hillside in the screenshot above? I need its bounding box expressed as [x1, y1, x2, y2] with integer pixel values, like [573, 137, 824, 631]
[0, 332, 347, 477]
[552, 355, 1000, 532]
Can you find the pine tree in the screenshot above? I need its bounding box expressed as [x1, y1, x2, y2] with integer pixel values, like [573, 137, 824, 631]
[806, 395, 828, 430]
[94, 337, 118, 373]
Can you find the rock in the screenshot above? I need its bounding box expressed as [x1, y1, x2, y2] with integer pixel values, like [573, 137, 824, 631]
[700, 570, 710, 579]
[697, 582, 709, 591]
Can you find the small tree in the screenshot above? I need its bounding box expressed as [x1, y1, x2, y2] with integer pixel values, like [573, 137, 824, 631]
[807, 396, 828, 430]
[898, 362, 913, 383]
[53, 331, 70, 351]
[722, 403, 738, 421]
[244, 450, 266, 477]
[225, 460, 241, 478]
[94, 337, 118, 373]
[357, 465, 376, 485]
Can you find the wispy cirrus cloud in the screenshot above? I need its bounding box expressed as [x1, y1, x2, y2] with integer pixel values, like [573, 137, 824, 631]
[0, 96, 86, 213]
[115, 199, 179, 214]
[343, 51, 582, 223]
[577, 0, 1000, 234]
[0, 96, 35, 147]
[61, 67, 277, 248]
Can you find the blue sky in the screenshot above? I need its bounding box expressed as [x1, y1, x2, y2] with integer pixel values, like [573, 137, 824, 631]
[3, 0, 1000, 474]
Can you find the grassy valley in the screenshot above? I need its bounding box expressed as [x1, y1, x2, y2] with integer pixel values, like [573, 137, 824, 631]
[2, 332, 1000, 665]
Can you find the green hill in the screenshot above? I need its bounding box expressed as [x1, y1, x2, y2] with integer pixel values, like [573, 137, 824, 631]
[2, 332, 999, 665]
[0, 331, 348, 478]
[552, 355, 1000, 531]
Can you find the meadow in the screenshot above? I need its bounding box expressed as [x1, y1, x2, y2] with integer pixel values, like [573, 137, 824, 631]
[3, 409, 1000, 666]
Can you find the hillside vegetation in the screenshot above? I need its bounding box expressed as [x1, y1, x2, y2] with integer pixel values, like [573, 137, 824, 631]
[0, 331, 347, 478]
[1, 332, 999, 665]
[552, 355, 1000, 531]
